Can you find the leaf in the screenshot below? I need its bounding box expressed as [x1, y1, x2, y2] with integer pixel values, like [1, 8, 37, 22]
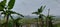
[32, 12, 39, 15]
[38, 5, 46, 13]
[1, 11, 8, 19]
[0, 0, 6, 7]
[0, 6, 4, 11]
[38, 6, 43, 13]
[8, 11, 24, 17]
[1, 11, 6, 14]
[10, 15, 14, 20]
[15, 18, 22, 21]
[40, 14, 46, 17]
[0, 0, 6, 11]
[8, 0, 15, 10]
[48, 15, 55, 20]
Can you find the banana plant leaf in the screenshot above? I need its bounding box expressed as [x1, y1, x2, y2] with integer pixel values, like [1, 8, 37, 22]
[9, 11, 24, 17]
[8, 0, 15, 10]
[32, 12, 39, 15]
[0, 0, 6, 11]
[38, 5, 46, 13]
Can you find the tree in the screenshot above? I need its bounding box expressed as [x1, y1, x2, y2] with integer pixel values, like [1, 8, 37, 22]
[46, 9, 50, 27]
[32, 5, 46, 27]
[46, 9, 55, 27]
[49, 15, 55, 27]
[0, 0, 24, 27]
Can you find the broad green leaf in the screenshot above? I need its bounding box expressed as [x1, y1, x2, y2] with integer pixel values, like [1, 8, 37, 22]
[0, 6, 4, 11]
[8, 0, 15, 10]
[0, 0, 6, 11]
[0, 0, 6, 7]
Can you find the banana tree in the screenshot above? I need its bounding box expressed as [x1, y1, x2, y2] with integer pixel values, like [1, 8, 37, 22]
[46, 15, 55, 27]
[0, 0, 24, 27]
[46, 9, 55, 27]
[32, 5, 46, 27]
[46, 9, 50, 27]
[48, 15, 55, 27]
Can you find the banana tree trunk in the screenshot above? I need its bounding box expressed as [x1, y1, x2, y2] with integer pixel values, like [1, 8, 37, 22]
[19, 23, 22, 27]
[19, 24, 22, 27]
[42, 19, 44, 27]
[16, 25, 19, 27]
[20, 25, 22, 27]
[40, 18, 44, 27]
[37, 20, 39, 27]
[16, 23, 19, 27]
[46, 18, 49, 27]
[13, 23, 16, 27]
[5, 14, 9, 27]
[49, 19, 53, 27]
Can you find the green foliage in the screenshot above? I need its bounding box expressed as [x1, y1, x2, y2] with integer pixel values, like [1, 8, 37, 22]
[8, 0, 15, 10]
[0, 0, 24, 19]
[0, 0, 6, 11]
[0, 0, 15, 10]
[46, 9, 55, 27]
[32, 12, 39, 15]
[8, 11, 24, 17]
[0, 0, 24, 27]
[32, 5, 46, 15]
[48, 15, 55, 20]
[32, 5, 46, 27]
[38, 5, 46, 13]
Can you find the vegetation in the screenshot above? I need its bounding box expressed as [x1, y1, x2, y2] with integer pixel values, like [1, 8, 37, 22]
[46, 9, 55, 27]
[0, 0, 24, 27]
[32, 5, 46, 27]
[0, 0, 60, 27]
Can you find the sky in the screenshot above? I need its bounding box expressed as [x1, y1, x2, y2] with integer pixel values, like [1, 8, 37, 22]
[0, 0, 60, 16]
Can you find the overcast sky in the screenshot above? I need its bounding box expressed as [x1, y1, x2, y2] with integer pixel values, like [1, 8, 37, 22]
[0, 0, 60, 16]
